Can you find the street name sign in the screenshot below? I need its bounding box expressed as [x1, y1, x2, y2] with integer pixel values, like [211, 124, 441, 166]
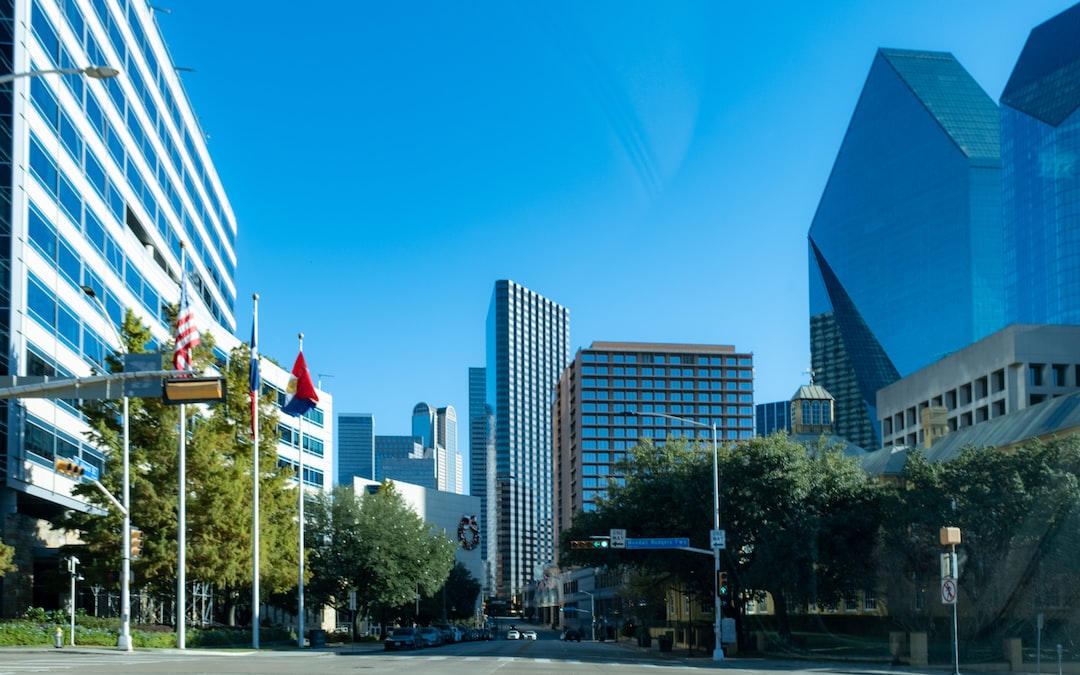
[626, 537, 690, 550]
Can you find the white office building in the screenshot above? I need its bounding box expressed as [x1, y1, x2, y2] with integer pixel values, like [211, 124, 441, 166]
[0, 0, 332, 618]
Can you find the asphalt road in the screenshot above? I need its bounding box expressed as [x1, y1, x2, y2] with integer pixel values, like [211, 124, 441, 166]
[0, 625, 947, 675]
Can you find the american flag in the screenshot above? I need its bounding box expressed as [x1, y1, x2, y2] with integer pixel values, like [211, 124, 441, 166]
[173, 272, 201, 372]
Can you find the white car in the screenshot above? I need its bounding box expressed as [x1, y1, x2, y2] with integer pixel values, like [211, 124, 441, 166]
[522, 630, 538, 640]
[506, 629, 521, 640]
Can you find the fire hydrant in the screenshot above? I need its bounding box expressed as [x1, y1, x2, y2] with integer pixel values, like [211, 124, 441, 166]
[54, 625, 63, 648]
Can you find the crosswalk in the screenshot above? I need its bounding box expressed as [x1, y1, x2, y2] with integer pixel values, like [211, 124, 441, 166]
[381, 654, 692, 668]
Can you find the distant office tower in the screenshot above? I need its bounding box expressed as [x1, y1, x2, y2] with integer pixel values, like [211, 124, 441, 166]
[1001, 4, 1080, 325]
[337, 413, 375, 484]
[808, 48, 1003, 450]
[468, 366, 496, 593]
[756, 400, 792, 437]
[359, 403, 462, 494]
[553, 342, 754, 559]
[480, 280, 570, 603]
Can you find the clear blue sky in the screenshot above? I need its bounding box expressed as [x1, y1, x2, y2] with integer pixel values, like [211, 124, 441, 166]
[159, 1, 1074, 476]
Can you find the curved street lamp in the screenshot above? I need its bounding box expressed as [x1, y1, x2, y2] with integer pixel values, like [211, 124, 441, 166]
[81, 286, 133, 652]
[0, 65, 119, 85]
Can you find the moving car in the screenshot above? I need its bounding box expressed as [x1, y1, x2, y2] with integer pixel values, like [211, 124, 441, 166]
[385, 627, 422, 650]
[561, 628, 582, 642]
[522, 630, 538, 640]
[506, 629, 521, 640]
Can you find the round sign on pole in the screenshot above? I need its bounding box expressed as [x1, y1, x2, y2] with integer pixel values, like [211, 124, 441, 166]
[941, 577, 958, 605]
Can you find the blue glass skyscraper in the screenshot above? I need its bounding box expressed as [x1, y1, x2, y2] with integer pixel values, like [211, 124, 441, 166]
[808, 48, 1003, 449]
[481, 280, 570, 603]
[336, 413, 375, 484]
[1001, 4, 1080, 325]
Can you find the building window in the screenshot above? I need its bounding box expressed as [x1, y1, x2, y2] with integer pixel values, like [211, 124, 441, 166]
[1029, 364, 1044, 387]
[1052, 364, 1068, 387]
[864, 590, 877, 611]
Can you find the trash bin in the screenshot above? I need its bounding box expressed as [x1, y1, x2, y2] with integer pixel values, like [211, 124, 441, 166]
[310, 629, 326, 647]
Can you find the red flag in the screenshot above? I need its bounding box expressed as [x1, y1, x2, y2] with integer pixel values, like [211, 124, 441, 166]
[282, 351, 318, 417]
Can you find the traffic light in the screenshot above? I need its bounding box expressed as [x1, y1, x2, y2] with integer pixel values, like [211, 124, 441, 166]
[54, 456, 84, 478]
[130, 528, 144, 558]
[570, 539, 610, 549]
[718, 571, 729, 596]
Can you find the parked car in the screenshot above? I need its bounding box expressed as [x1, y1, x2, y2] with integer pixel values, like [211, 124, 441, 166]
[522, 630, 538, 640]
[418, 626, 443, 647]
[506, 629, 521, 640]
[561, 628, 582, 642]
[385, 627, 422, 650]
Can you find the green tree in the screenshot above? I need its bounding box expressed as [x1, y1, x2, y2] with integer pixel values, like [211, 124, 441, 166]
[0, 536, 14, 576]
[58, 309, 300, 624]
[306, 483, 457, 623]
[417, 561, 481, 622]
[563, 433, 882, 642]
[882, 436, 1080, 640]
[725, 434, 881, 640]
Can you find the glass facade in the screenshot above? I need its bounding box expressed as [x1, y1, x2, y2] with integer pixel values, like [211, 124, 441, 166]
[483, 280, 570, 601]
[336, 413, 375, 484]
[808, 48, 1003, 450]
[1001, 4, 1080, 325]
[756, 400, 791, 437]
[1, 0, 239, 613]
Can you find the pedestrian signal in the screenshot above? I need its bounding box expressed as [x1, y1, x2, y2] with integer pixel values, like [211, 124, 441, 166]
[54, 457, 84, 478]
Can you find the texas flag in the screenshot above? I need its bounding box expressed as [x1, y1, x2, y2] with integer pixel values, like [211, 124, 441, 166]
[282, 351, 318, 417]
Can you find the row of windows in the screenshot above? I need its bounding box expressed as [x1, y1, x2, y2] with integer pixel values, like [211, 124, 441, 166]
[582, 367, 752, 378]
[582, 378, 752, 390]
[581, 353, 752, 366]
[277, 423, 325, 458]
[579, 429, 752, 448]
[581, 390, 754, 402]
[277, 458, 325, 489]
[583, 407, 751, 422]
[582, 401, 754, 413]
[26, 415, 104, 476]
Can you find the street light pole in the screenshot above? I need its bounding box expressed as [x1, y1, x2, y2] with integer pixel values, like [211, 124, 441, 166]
[582, 590, 595, 641]
[631, 410, 724, 661]
[81, 286, 132, 651]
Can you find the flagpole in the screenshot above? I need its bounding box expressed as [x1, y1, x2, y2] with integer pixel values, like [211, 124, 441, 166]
[178, 403, 186, 649]
[297, 332, 305, 649]
[251, 295, 261, 649]
[176, 243, 189, 651]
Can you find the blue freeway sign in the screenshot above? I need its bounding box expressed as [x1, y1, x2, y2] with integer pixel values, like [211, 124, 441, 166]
[626, 537, 690, 550]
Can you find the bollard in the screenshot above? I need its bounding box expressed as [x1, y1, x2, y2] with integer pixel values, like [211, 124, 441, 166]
[54, 625, 63, 648]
